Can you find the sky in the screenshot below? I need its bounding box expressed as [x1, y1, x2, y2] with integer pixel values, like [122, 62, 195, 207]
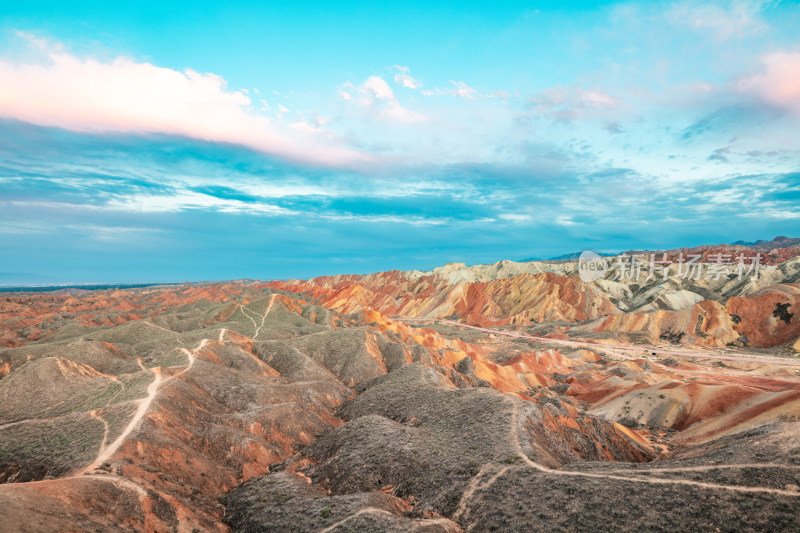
[0, 0, 799, 283]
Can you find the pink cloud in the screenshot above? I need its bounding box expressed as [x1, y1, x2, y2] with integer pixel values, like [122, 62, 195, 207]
[737, 52, 800, 112]
[0, 36, 366, 166]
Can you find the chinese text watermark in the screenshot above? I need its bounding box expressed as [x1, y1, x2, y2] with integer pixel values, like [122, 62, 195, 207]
[579, 252, 762, 283]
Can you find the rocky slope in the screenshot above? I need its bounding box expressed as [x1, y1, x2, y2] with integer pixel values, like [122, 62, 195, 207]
[1, 281, 799, 531]
[269, 247, 800, 351]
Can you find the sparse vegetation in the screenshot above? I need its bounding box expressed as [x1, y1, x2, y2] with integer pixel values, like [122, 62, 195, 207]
[2, 278, 800, 532]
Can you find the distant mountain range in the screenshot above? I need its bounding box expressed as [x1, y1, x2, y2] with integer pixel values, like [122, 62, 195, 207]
[523, 251, 620, 262]
[521, 236, 799, 263]
[730, 235, 800, 250]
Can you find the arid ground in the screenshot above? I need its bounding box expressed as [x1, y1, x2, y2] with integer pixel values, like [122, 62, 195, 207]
[1, 241, 799, 532]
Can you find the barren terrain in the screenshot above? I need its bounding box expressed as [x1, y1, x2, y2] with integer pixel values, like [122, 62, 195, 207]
[1, 244, 799, 531]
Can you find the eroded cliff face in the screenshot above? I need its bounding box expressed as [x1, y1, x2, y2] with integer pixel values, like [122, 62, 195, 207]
[269, 253, 800, 350]
[271, 270, 620, 326]
[576, 283, 800, 349]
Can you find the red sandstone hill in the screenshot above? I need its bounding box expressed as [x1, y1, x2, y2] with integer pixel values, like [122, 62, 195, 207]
[271, 271, 621, 326]
[268, 252, 800, 352]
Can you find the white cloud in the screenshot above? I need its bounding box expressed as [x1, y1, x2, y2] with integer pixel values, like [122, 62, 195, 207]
[339, 75, 427, 123]
[7, 191, 297, 215]
[421, 80, 511, 100]
[104, 191, 296, 215]
[450, 81, 478, 99]
[393, 65, 421, 89]
[0, 34, 365, 166]
[498, 213, 532, 222]
[555, 215, 578, 226]
[362, 76, 395, 101]
[423, 80, 479, 98]
[318, 213, 450, 225]
[289, 120, 321, 134]
[289, 113, 330, 134]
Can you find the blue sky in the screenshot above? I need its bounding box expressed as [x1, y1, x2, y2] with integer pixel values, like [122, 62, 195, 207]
[1, 1, 799, 283]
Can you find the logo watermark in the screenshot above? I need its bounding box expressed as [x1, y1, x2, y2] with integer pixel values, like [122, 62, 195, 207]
[578, 251, 762, 283]
[578, 251, 609, 282]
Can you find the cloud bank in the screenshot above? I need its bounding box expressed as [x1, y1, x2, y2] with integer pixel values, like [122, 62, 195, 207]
[0, 34, 365, 166]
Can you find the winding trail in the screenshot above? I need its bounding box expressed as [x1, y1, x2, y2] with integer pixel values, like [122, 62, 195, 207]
[602, 463, 800, 474]
[79, 338, 203, 476]
[397, 316, 800, 529]
[0, 418, 49, 431]
[452, 464, 494, 522]
[80, 366, 162, 474]
[103, 376, 126, 407]
[143, 321, 178, 334]
[453, 399, 800, 530]
[238, 294, 277, 339]
[82, 473, 147, 498]
[253, 294, 277, 340]
[89, 410, 110, 451]
[507, 401, 800, 497]
[452, 464, 510, 525]
[239, 304, 259, 330]
[398, 317, 800, 367]
[317, 508, 389, 533]
[318, 507, 455, 533]
[320, 306, 333, 329]
[82, 473, 191, 532]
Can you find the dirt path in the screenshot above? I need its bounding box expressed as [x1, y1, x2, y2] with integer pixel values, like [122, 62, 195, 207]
[143, 321, 177, 334]
[79, 338, 202, 475]
[82, 474, 193, 532]
[452, 463, 495, 522]
[452, 463, 510, 526]
[317, 508, 390, 533]
[89, 410, 110, 451]
[82, 473, 148, 498]
[0, 418, 53, 430]
[177, 347, 197, 376]
[239, 304, 259, 330]
[400, 318, 800, 367]
[238, 295, 277, 339]
[321, 306, 332, 329]
[318, 507, 455, 533]
[507, 401, 800, 497]
[429, 397, 800, 531]
[604, 463, 800, 474]
[253, 294, 277, 340]
[81, 366, 162, 474]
